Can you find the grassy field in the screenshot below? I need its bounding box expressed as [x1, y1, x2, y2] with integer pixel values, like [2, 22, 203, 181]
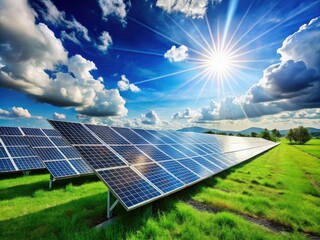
[0, 140, 319, 239]
[291, 139, 320, 158]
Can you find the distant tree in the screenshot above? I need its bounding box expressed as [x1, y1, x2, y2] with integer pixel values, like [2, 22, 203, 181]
[228, 133, 234, 136]
[259, 128, 271, 141]
[217, 132, 227, 135]
[251, 132, 258, 137]
[205, 131, 215, 134]
[286, 129, 294, 143]
[286, 126, 311, 144]
[271, 129, 281, 141]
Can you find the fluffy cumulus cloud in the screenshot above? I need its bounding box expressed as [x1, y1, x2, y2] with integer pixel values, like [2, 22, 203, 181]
[156, 0, 213, 19]
[0, 0, 127, 117]
[164, 45, 188, 62]
[172, 108, 197, 119]
[98, 0, 128, 23]
[97, 31, 113, 52]
[0, 107, 41, 119]
[141, 110, 162, 125]
[117, 75, 141, 92]
[40, 0, 90, 43]
[196, 16, 320, 122]
[53, 112, 66, 120]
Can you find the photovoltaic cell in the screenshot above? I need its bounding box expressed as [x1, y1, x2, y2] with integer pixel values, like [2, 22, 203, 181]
[1, 136, 28, 146]
[69, 159, 93, 174]
[134, 163, 184, 193]
[171, 144, 198, 157]
[86, 124, 130, 145]
[111, 145, 153, 165]
[33, 147, 64, 160]
[75, 145, 126, 169]
[45, 160, 77, 178]
[49, 137, 70, 146]
[98, 167, 161, 209]
[136, 145, 172, 161]
[0, 127, 22, 136]
[21, 128, 45, 136]
[132, 129, 165, 144]
[159, 161, 200, 184]
[49, 121, 100, 144]
[191, 156, 221, 173]
[112, 127, 149, 144]
[7, 147, 36, 157]
[59, 147, 82, 159]
[25, 136, 54, 147]
[155, 145, 187, 159]
[42, 129, 61, 137]
[0, 159, 16, 172]
[178, 158, 212, 178]
[0, 147, 8, 158]
[14, 157, 44, 170]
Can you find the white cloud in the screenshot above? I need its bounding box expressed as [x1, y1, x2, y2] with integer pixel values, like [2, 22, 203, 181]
[0, 106, 41, 119]
[117, 75, 141, 92]
[53, 112, 66, 120]
[172, 108, 197, 119]
[97, 31, 113, 52]
[98, 0, 128, 23]
[164, 45, 188, 62]
[40, 0, 90, 43]
[0, 0, 127, 117]
[141, 110, 162, 125]
[156, 0, 214, 19]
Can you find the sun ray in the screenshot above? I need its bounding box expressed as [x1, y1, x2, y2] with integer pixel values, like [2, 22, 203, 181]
[111, 47, 164, 57]
[205, 14, 218, 53]
[222, 0, 239, 49]
[134, 64, 208, 85]
[191, 19, 214, 55]
[168, 16, 213, 56]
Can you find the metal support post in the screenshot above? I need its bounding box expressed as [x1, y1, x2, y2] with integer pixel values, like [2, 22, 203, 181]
[49, 175, 55, 189]
[107, 189, 119, 219]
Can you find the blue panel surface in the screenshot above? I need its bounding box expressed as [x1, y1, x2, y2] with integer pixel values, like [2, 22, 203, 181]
[159, 160, 200, 184]
[0, 159, 16, 172]
[132, 129, 165, 144]
[25, 136, 54, 147]
[171, 144, 197, 157]
[1, 136, 28, 146]
[49, 120, 100, 144]
[112, 127, 149, 144]
[134, 163, 184, 193]
[7, 147, 36, 157]
[42, 129, 61, 137]
[75, 145, 126, 169]
[98, 167, 161, 209]
[191, 156, 221, 173]
[86, 124, 130, 145]
[0, 127, 22, 136]
[33, 147, 64, 160]
[69, 159, 93, 174]
[49, 137, 70, 147]
[45, 160, 77, 178]
[111, 145, 153, 165]
[21, 128, 45, 136]
[59, 147, 82, 159]
[14, 157, 44, 170]
[155, 145, 187, 159]
[178, 158, 212, 178]
[136, 145, 172, 161]
[0, 147, 8, 158]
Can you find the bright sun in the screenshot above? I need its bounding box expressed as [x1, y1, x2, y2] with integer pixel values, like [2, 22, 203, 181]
[206, 51, 232, 73]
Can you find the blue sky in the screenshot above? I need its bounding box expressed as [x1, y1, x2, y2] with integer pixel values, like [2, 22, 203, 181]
[0, 0, 319, 130]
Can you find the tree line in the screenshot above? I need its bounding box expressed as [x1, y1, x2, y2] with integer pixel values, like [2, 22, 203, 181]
[205, 126, 311, 144]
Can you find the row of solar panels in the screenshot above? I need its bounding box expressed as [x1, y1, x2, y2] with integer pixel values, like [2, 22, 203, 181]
[49, 120, 278, 211]
[0, 126, 93, 178]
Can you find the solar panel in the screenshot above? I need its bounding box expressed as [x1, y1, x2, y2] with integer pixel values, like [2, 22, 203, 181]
[0, 128, 45, 173]
[21, 127, 94, 179]
[98, 167, 161, 209]
[49, 120, 279, 211]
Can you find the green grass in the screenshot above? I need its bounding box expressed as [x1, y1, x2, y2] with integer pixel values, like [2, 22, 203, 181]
[291, 138, 320, 158]
[0, 141, 319, 239]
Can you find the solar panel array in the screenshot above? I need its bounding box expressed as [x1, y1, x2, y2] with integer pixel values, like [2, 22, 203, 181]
[49, 120, 278, 211]
[0, 127, 44, 172]
[0, 126, 93, 179]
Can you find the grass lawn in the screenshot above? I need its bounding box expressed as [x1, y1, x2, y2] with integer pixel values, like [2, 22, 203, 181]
[0, 140, 319, 239]
[291, 138, 320, 158]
